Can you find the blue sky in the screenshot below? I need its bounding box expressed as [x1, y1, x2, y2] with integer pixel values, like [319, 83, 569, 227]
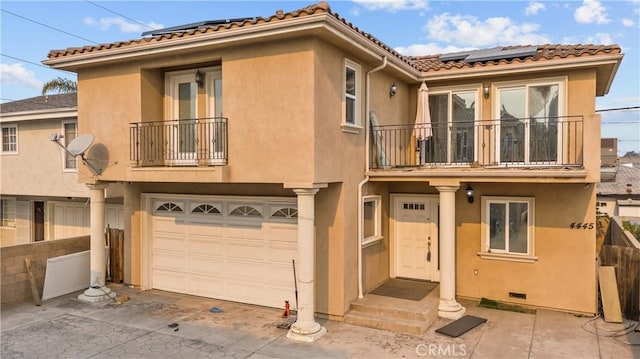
[1, 0, 638, 154]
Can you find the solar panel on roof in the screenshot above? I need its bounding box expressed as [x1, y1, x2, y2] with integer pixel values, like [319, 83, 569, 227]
[464, 46, 538, 62]
[142, 17, 256, 36]
[439, 51, 472, 62]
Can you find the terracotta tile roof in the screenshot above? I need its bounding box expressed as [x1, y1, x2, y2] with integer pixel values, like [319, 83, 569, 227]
[1, 93, 77, 114]
[409, 44, 622, 73]
[46, 2, 416, 68]
[45, 2, 620, 75]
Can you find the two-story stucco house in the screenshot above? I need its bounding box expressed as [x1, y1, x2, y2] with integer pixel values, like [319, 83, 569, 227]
[42, 2, 622, 341]
[0, 94, 123, 247]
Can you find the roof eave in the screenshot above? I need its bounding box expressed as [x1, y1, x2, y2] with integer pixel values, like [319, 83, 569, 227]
[0, 108, 77, 123]
[420, 54, 623, 96]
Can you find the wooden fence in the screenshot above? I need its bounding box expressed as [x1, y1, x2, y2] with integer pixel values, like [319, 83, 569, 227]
[599, 245, 640, 320]
[106, 228, 124, 283]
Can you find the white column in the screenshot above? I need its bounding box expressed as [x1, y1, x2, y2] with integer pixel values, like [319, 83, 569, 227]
[287, 188, 326, 342]
[436, 185, 465, 320]
[78, 182, 116, 303]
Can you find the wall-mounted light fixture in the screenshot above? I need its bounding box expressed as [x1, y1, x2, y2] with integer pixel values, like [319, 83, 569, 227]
[195, 70, 204, 88]
[466, 184, 475, 204]
[390, 82, 397, 97]
[483, 84, 490, 99]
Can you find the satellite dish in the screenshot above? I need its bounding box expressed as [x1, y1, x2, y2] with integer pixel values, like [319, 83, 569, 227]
[67, 134, 94, 157]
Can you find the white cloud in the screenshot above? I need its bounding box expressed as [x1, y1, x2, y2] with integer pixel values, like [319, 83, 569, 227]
[562, 33, 617, 46]
[0, 63, 42, 90]
[574, 0, 610, 24]
[83, 17, 163, 33]
[622, 18, 635, 27]
[425, 13, 550, 47]
[525, 1, 546, 15]
[395, 43, 476, 56]
[585, 32, 614, 44]
[352, 0, 428, 13]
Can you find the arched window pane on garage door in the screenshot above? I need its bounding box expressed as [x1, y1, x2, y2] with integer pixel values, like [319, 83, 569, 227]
[271, 207, 298, 219]
[229, 205, 261, 217]
[156, 202, 184, 213]
[192, 204, 221, 214]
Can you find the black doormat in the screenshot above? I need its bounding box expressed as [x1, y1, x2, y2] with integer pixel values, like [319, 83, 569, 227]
[369, 278, 437, 301]
[435, 315, 487, 337]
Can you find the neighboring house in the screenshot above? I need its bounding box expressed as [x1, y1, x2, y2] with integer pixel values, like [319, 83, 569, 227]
[0, 94, 124, 247]
[42, 2, 622, 340]
[598, 165, 640, 217]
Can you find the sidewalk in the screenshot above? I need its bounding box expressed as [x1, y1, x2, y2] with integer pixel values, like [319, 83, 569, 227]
[1, 284, 638, 358]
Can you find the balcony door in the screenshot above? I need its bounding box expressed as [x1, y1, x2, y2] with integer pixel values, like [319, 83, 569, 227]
[496, 81, 561, 164]
[167, 73, 198, 165]
[428, 89, 478, 164]
[165, 68, 223, 166]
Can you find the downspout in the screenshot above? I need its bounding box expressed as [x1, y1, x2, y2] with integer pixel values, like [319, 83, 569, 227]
[358, 56, 388, 299]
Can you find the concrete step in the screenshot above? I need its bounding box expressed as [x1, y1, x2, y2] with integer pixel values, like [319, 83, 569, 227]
[343, 310, 431, 335]
[349, 300, 432, 322]
[343, 294, 439, 335]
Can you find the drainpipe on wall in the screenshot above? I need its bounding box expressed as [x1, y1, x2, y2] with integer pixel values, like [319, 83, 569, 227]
[357, 56, 388, 299]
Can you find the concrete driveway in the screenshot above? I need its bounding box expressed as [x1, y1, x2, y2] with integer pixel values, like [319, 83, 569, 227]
[1, 284, 638, 358]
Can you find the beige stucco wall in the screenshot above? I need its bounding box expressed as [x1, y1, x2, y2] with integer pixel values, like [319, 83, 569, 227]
[368, 181, 597, 314]
[457, 182, 597, 314]
[0, 118, 88, 197]
[77, 38, 320, 185]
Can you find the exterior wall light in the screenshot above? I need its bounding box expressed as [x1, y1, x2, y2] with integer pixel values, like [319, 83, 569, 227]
[195, 70, 204, 88]
[390, 82, 397, 97]
[466, 184, 475, 203]
[483, 84, 490, 99]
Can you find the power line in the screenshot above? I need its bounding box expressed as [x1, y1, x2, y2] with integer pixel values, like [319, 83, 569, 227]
[0, 54, 77, 75]
[596, 106, 640, 112]
[1, 9, 98, 44]
[84, 0, 155, 30]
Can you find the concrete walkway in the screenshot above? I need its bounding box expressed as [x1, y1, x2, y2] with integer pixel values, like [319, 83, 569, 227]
[1, 284, 638, 358]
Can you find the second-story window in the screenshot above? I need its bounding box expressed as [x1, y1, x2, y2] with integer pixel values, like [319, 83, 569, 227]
[343, 59, 361, 131]
[63, 121, 77, 170]
[1, 124, 17, 154]
[428, 88, 479, 164]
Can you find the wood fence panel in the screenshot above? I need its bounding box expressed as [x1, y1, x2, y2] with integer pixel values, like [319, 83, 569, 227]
[599, 245, 640, 320]
[107, 228, 124, 283]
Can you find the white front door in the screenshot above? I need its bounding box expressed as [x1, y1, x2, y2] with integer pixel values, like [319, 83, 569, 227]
[392, 194, 439, 281]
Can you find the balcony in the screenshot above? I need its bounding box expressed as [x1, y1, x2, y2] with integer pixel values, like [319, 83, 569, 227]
[370, 116, 584, 170]
[130, 118, 227, 167]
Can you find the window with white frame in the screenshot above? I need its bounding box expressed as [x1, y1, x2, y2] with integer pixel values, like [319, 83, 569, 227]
[495, 78, 565, 164]
[362, 195, 382, 246]
[1, 124, 17, 154]
[428, 88, 479, 164]
[343, 59, 361, 130]
[62, 121, 77, 170]
[480, 196, 535, 261]
[0, 197, 16, 228]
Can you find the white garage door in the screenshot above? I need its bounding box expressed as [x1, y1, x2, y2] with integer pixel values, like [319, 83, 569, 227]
[150, 195, 298, 308]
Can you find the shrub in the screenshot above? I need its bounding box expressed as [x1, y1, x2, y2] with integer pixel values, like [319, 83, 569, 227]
[622, 221, 640, 240]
